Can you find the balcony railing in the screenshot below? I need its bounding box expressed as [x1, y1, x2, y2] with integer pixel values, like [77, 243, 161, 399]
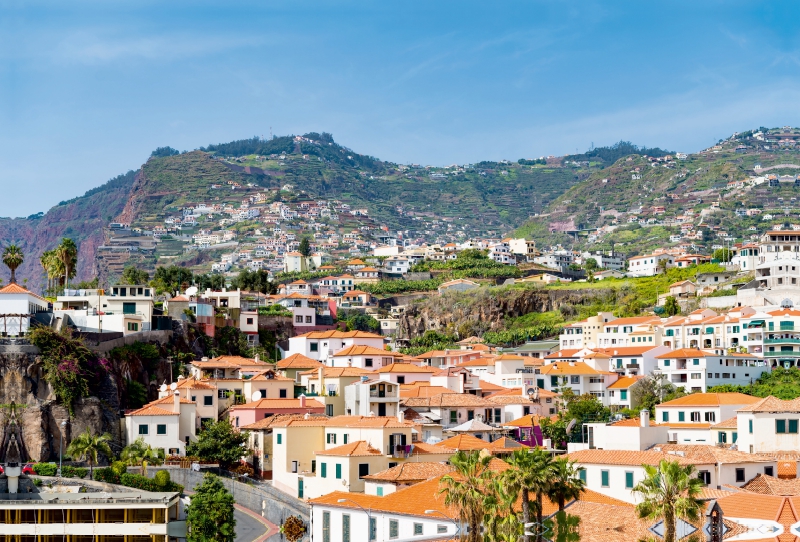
[764, 338, 800, 345]
[763, 351, 800, 357]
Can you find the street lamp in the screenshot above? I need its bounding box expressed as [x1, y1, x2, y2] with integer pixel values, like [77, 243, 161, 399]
[58, 421, 67, 477]
[338, 499, 374, 540]
[424, 509, 460, 537]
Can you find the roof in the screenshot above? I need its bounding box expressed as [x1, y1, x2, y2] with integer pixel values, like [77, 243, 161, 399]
[485, 437, 529, 452]
[362, 462, 454, 483]
[277, 353, 323, 370]
[231, 398, 325, 410]
[607, 417, 662, 427]
[658, 392, 761, 407]
[375, 363, 437, 374]
[502, 414, 549, 428]
[332, 345, 402, 358]
[126, 405, 179, 417]
[437, 434, 491, 451]
[712, 416, 739, 429]
[192, 356, 272, 369]
[494, 353, 525, 361]
[402, 393, 492, 408]
[607, 375, 644, 389]
[738, 395, 800, 413]
[240, 413, 321, 431]
[0, 282, 47, 301]
[400, 385, 455, 399]
[539, 362, 612, 376]
[653, 444, 775, 465]
[148, 396, 195, 406]
[567, 449, 697, 467]
[316, 440, 383, 457]
[269, 415, 415, 429]
[594, 346, 662, 356]
[296, 330, 384, 339]
[249, 370, 295, 382]
[175, 377, 216, 390]
[740, 474, 800, 496]
[655, 348, 715, 359]
[299, 367, 374, 378]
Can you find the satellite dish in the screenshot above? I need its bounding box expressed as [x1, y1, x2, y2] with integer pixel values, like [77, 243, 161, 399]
[251, 391, 262, 402]
[185, 286, 198, 297]
[159, 384, 167, 392]
[170, 382, 178, 391]
[566, 419, 577, 434]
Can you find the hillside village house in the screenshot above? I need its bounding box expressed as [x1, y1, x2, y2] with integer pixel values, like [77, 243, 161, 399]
[229, 396, 325, 427]
[654, 392, 761, 444]
[559, 312, 616, 349]
[124, 392, 196, 456]
[626, 253, 674, 277]
[329, 345, 404, 369]
[655, 348, 768, 392]
[344, 377, 400, 417]
[55, 284, 154, 335]
[300, 367, 374, 416]
[283, 330, 386, 361]
[0, 283, 49, 335]
[737, 396, 800, 459]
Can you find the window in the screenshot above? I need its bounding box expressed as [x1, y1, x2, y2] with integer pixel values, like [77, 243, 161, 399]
[305, 316, 312, 323]
[791, 420, 799, 434]
[279, 389, 288, 398]
[698, 470, 711, 485]
[551, 376, 559, 387]
[732, 432, 738, 443]
[467, 410, 474, 421]
[691, 412, 701, 422]
[322, 512, 330, 542]
[359, 463, 369, 477]
[335, 464, 342, 479]
[370, 518, 377, 541]
[664, 359, 670, 367]
[342, 514, 350, 542]
[705, 412, 716, 423]
[414, 523, 423, 535]
[295, 315, 303, 323]
[365, 358, 373, 367]
[677, 411, 684, 422]
[601, 470, 609, 487]
[122, 302, 136, 315]
[156, 424, 167, 435]
[570, 376, 580, 384]
[578, 468, 586, 482]
[735, 468, 745, 483]
[127, 322, 139, 331]
[138, 424, 148, 435]
[277, 434, 282, 445]
[691, 373, 701, 380]
[718, 432, 727, 444]
[327, 433, 336, 444]
[662, 412, 669, 422]
[777, 420, 787, 434]
[390, 520, 399, 539]
[749, 419, 753, 434]
[326, 404, 334, 416]
[321, 463, 327, 478]
[620, 390, 628, 400]
[765, 466, 774, 477]
[310, 343, 319, 352]
[203, 395, 213, 406]
[377, 487, 383, 497]
[450, 411, 457, 424]
[437, 525, 448, 534]
[397, 376, 405, 384]
[246, 317, 254, 325]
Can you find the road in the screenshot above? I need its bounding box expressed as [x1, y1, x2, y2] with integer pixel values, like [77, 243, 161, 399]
[234, 504, 270, 542]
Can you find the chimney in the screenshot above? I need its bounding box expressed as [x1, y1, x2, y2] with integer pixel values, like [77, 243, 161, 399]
[299, 394, 306, 409]
[255, 353, 259, 363]
[640, 409, 650, 428]
[318, 366, 325, 394]
[173, 390, 181, 413]
[398, 410, 404, 423]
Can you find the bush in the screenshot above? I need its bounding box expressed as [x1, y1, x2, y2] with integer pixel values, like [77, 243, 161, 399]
[93, 467, 120, 484]
[32, 478, 42, 487]
[32, 463, 58, 477]
[111, 461, 128, 476]
[120, 472, 183, 494]
[61, 466, 88, 479]
[154, 470, 171, 489]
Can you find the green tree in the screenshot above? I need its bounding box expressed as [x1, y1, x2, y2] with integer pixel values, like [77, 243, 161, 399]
[186, 473, 236, 542]
[121, 266, 150, 285]
[583, 258, 598, 272]
[186, 419, 248, 469]
[120, 437, 165, 477]
[631, 374, 684, 414]
[564, 392, 610, 424]
[548, 457, 585, 511]
[542, 511, 581, 542]
[298, 237, 311, 257]
[502, 448, 536, 542]
[483, 477, 520, 542]
[2, 244, 24, 284]
[438, 451, 493, 542]
[663, 296, 680, 317]
[527, 448, 556, 542]
[65, 428, 114, 478]
[712, 248, 732, 262]
[633, 460, 704, 542]
[55, 238, 78, 289]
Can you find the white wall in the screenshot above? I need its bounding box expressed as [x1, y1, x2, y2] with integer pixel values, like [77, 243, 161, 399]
[310, 505, 458, 542]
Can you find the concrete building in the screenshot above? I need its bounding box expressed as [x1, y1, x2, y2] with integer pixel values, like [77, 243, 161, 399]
[0, 283, 49, 336]
[124, 391, 196, 456]
[56, 284, 154, 335]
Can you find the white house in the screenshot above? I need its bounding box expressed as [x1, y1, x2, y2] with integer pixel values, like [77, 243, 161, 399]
[655, 392, 761, 444]
[0, 283, 49, 336]
[655, 348, 769, 392]
[283, 330, 385, 361]
[123, 391, 196, 456]
[737, 395, 800, 456]
[626, 253, 674, 277]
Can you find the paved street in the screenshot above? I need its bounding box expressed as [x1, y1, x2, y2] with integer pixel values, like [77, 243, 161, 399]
[234, 505, 270, 542]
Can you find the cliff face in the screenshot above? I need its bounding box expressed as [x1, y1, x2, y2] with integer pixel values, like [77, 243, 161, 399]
[397, 287, 616, 340]
[0, 344, 121, 462]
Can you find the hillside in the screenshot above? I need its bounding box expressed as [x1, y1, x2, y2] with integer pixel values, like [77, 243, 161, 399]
[516, 127, 800, 256]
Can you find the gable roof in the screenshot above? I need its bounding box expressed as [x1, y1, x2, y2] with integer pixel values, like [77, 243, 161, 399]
[362, 462, 453, 483]
[277, 353, 323, 370]
[332, 345, 402, 358]
[0, 282, 47, 301]
[316, 440, 383, 457]
[437, 434, 491, 451]
[375, 363, 437, 374]
[738, 395, 800, 413]
[607, 375, 644, 389]
[402, 393, 492, 408]
[231, 398, 325, 410]
[659, 393, 761, 407]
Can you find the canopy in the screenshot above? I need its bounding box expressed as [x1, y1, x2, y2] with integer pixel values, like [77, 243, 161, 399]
[448, 418, 496, 433]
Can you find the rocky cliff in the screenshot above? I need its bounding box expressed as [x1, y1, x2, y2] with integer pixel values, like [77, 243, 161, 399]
[397, 287, 617, 340]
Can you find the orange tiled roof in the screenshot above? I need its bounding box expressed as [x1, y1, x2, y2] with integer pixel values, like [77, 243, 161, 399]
[175, 376, 216, 390]
[148, 396, 195, 406]
[269, 415, 414, 429]
[316, 440, 383, 457]
[375, 363, 437, 374]
[332, 345, 402, 358]
[607, 375, 644, 389]
[738, 395, 800, 413]
[595, 346, 663, 356]
[740, 474, 800, 496]
[485, 437, 528, 452]
[402, 393, 492, 408]
[299, 367, 374, 378]
[539, 362, 612, 376]
[231, 398, 325, 410]
[0, 282, 47, 301]
[568, 449, 697, 467]
[655, 348, 714, 359]
[239, 413, 320, 430]
[362, 462, 453, 483]
[659, 392, 761, 407]
[438, 434, 491, 451]
[712, 416, 738, 429]
[192, 355, 272, 368]
[654, 443, 774, 465]
[400, 385, 455, 399]
[126, 405, 179, 416]
[297, 330, 384, 339]
[277, 353, 323, 370]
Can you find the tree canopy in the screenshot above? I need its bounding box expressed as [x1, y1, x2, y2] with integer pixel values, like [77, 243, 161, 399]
[186, 419, 248, 468]
[186, 473, 236, 542]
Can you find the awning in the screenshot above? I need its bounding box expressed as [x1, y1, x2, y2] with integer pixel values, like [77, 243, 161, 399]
[746, 320, 765, 328]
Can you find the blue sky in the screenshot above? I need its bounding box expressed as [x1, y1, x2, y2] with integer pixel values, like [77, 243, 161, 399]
[2, 1, 800, 216]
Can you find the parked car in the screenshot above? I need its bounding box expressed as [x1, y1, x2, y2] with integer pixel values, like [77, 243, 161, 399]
[22, 463, 33, 475]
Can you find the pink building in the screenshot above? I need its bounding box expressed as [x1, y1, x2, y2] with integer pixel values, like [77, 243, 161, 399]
[229, 396, 325, 428]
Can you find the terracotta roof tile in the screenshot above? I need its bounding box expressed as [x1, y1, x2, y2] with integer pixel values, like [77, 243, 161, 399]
[402, 393, 492, 408]
[231, 398, 325, 410]
[269, 415, 414, 429]
[126, 405, 179, 416]
[607, 375, 644, 389]
[740, 474, 800, 496]
[567, 449, 698, 467]
[738, 396, 800, 413]
[332, 345, 402, 358]
[437, 434, 491, 451]
[362, 462, 453, 483]
[659, 392, 761, 407]
[375, 363, 437, 374]
[277, 353, 323, 370]
[316, 440, 383, 457]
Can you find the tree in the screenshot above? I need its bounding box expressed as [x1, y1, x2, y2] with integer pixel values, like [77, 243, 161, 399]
[66, 428, 114, 478]
[663, 296, 680, 317]
[502, 449, 536, 542]
[548, 457, 585, 511]
[55, 238, 78, 289]
[121, 266, 150, 285]
[527, 448, 556, 542]
[120, 437, 165, 477]
[542, 511, 581, 542]
[2, 245, 23, 284]
[186, 473, 236, 542]
[712, 248, 732, 262]
[632, 374, 684, 414]
[564, 392, 610, 424]
[633, 460, 704, 542]
[298, 237, 311, 257]
[438, 451, 493, 542]
[186, 419, 248, 469]
[584, 258, 598, 272]
[483, 477, 520, 542]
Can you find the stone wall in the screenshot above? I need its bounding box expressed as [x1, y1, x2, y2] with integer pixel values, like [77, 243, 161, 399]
[93, 330, 173, 353]
[147, 466, 310, 538]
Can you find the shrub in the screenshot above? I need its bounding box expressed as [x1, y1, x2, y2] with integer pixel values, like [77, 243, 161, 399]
[93, 467, 120, 484]
[61, 466, 88, 479]
[154, 470, 171, 489]
[32, 463, 58, 477]
[120, 472, 183, 494]
[111, 461, 128, 476]
[32, 478, 42, 487]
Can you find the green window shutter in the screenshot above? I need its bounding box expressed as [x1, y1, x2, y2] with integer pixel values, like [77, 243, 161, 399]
[343, 514, 350, 542]
[390, 520, 399, 539]
[749, 420, 753, 434]
[277, 434, 282, 444]
[718, 432, 726, 444]
[551, 376, 559, 386]
[450, 411, 457, 424]
[666, 329, 674, 337]
[336, 464, 342, 479]
[369, 518, 377, 541]
[326, 433, 331, 444]
[579, 469, 586, 482]
[664, 360, 670, 367]
[537, 379, 544, 388]
[693, 359, 699, 365]
[769, 322, 774, 331]
[678, 412, 685, 422]
[790, 420, 798, 434]
[732, 432, 738, 443]
[662, 412, 669, 422]
[377, 487, 383, 497]
[705, 327, 713, 334]
[321, 463, 327, 478]
[343, 434, 348, 444]
[625, 472, 634, 489]
[601, 470, 609, 487]
[323, 512, 330, 542]
[620, 390, 628, 400]
[777, 420, 786, 434]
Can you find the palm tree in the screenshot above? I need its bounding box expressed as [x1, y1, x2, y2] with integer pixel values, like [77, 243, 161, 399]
[502, 449, 536, 542]
[633, 459, 704, 542]
[528, 448, 556, 542]
[548, 457, 585, 511]
[2, 245, 23, 284]
[55, 238, 78, 290]
[484, 477, 521, 542]
[65, 428, 114, 478]
[121, 437, 165, 477]
[40, 250, 62, 294]
[439, 451, 493, 542]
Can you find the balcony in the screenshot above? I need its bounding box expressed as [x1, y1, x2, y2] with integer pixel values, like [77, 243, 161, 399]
[763, 351, 800, 357]
[764, 338, 800, 345]
[626, 363, 640, 369]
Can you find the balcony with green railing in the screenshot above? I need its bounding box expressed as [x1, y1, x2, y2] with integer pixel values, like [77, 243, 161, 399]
[764, 338, 800, 345]
[763, 351, 800, 357]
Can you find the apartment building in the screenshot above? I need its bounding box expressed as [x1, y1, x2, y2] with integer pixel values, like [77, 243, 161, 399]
[655, 348, 768, 392]
[284, 330, 386, 361]
[559, 312, 616, 349]
[654, 392, 761, 443]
